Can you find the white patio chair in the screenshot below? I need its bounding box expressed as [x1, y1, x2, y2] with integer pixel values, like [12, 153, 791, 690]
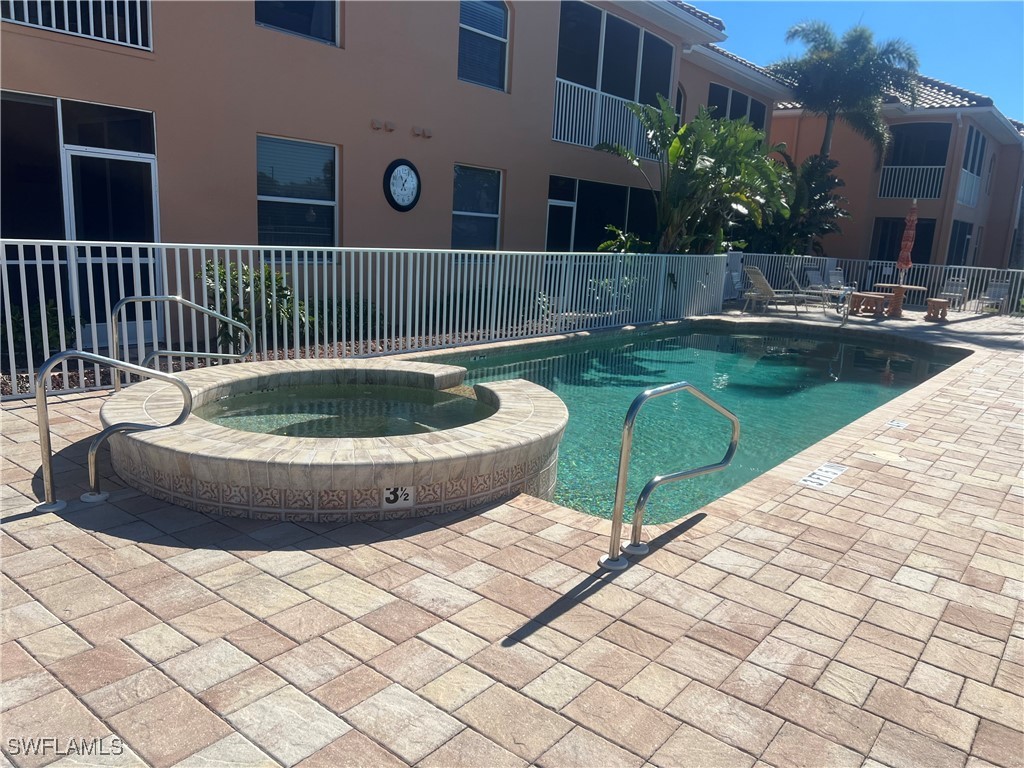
[975, 280, 1011, 314]
[938, 278, 969, 311]
[742, 266, 816, 314]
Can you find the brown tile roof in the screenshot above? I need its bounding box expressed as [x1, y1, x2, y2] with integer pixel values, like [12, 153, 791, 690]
[705, 43, 788, 84]
[665, 0, 725, 32]
[777, 74, 997, 112]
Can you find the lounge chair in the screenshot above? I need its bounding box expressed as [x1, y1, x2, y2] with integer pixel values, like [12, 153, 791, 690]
[742, 266, 817, 314]
[975, 280, 1011, 314]
[789, 268, 854, 314]
[938, 277, 969, 310]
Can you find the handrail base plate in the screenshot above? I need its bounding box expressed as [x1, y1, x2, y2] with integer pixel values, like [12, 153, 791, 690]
[34, 499, 67, 513]
[81, 492, 109, 504]
[621, 542, 649, 556]
[599, 554, 630, 571]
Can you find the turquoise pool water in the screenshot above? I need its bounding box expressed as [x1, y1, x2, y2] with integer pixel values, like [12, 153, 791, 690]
[195, 384, 495, 438]
[457, 331, 963, 524]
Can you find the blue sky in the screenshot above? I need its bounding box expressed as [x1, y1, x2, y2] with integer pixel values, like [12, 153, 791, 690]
[698, 1, 1024, 122]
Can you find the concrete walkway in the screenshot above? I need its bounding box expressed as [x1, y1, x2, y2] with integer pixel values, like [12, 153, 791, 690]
[1, 310, 1021, 767]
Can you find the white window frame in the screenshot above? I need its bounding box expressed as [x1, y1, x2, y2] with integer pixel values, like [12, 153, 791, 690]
[458, 1, 509, 92]
[452, 164, 503, 250]
[256, 135, 338, 248]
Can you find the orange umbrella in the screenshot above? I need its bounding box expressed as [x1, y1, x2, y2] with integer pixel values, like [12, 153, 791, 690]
[897, 199, 918, 284]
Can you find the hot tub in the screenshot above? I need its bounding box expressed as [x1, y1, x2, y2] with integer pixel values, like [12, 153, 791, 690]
[100, 359, 568, 523]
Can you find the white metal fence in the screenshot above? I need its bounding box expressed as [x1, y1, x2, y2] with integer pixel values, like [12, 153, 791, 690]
[1, 240, 726, 399]
[877, 165, 945, 199]
[2, 0, 152, 49]
[737, 252, 1024, 315]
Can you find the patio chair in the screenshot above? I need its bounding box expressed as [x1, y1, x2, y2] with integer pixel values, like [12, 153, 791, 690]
[789, 268, 854, 314]
[938, 277, 969, 311]
[742, 266, 816, 314]
[975, 280, 1011, 314]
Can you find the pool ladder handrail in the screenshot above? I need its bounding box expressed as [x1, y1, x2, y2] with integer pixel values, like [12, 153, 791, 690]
[110, 295, 254, 391]
[600, 381, 740, 571]
[34, 349, 193, 512]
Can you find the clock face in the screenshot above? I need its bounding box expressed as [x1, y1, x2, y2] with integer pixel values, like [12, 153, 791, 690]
[384, 159, 421, 211]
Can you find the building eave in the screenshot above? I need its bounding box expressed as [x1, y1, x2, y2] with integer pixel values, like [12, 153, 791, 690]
[882, 104, 1024, 146]
[687, 44, 792, 101]
[610, 1, 726, 46]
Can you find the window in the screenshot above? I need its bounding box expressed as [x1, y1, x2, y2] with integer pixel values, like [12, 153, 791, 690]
[452, 165, 502, 249]
[458, 1, 508, 91]
[256, 1, 337, 45]
[257, 136, 336, 246]
[706, 83, 766, 131]
[545, 175, 656, 252]
[947, 220, 973, 266]
[962, 125, 987, 176]
[869, 216, 936, 264]
[556, 1, 673, 106]
[888, 123, 951, 166]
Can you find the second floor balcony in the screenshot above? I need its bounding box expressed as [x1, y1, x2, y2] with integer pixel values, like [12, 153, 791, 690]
[2, 0, 151, 50]
[553, 79, 659, 162]
[878, 165, 945, 200]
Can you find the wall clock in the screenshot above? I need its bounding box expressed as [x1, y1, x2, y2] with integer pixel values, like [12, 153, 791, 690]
[383, 159, 421, 212]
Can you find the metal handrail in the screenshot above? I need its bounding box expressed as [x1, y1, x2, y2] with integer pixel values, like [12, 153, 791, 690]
[34, 349, 193, 511]
[600, 381, 740, 571]
[110, 295, 254, 391]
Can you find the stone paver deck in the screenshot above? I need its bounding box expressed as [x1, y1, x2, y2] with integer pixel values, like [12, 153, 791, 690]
[1, 310, 1022, 767]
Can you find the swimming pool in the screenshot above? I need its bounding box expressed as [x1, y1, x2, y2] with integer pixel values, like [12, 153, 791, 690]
[451, 329, 965, 524]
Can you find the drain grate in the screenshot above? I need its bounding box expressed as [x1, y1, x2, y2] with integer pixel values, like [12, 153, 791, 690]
[799, 463, 849, 489]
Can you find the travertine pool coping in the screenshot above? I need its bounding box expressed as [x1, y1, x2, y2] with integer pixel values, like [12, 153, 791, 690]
[99, 359, 568, 522]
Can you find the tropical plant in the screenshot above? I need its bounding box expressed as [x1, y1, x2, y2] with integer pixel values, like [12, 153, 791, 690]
[597, 225, 651, 254]
[198, 261, 305, 350]
[0, 300, 76, 368]
[598, 99, 791, 254]
[737, 151, 849, 255]
[771, 21, 919, 163]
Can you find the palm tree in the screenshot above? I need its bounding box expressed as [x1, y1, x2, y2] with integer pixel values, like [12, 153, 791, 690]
[772, 22, 919, 164]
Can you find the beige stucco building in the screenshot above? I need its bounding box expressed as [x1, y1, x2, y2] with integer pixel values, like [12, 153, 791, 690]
[771, 78, 1024, 269]
[1, 0, 788, 253]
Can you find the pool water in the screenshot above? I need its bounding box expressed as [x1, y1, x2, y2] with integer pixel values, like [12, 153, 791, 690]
[195, 384, 496, 438]
[459, 331, 962, 524]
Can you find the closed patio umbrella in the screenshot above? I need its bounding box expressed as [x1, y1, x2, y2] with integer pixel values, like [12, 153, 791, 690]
[897, 199, 918, 285]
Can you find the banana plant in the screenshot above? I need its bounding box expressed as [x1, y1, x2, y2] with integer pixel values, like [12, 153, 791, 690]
[598, 98, 791, 254]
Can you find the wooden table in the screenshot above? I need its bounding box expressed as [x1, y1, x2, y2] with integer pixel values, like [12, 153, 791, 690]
[873, 284, 927, 319]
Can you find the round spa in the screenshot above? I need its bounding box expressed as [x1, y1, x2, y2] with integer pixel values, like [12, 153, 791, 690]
[100, 359, 568, 522]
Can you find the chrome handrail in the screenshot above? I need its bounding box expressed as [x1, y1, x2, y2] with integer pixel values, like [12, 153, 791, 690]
[110, 295, 254, 391]
[600, 381, 740, 571]
[34, 349, 192, 511]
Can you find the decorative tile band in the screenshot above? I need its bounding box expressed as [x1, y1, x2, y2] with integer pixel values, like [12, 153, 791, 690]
[103, 360, 568, 524]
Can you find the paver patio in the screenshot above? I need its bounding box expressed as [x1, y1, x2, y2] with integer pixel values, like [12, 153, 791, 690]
[1, 310, 1022, 767]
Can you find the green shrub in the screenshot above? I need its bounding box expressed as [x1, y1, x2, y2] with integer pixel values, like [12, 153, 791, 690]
[0, 300, 76, 368]
[198, 261, 305, 351]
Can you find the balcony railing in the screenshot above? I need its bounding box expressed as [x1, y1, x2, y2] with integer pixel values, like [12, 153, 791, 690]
[878, 165, 945, 199]
[553, 79, 659, 161]
[956, 170, 981, 207]
[2, 0, 152, 50]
